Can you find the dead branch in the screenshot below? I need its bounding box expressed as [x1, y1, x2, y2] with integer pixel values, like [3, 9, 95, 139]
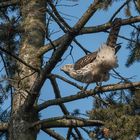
[80, 16, 140, 34]
[49, 76, 68, 114]
[109, 0, 131, 22]
[0, 47, 39, 72]
[72, 0, 100, 31]
[42, 128, 65, 140]
[38, 16, 140, 57]
[37, 35, 65, 57]
[47, 0, 71, 31]
[45, 8, 67, 32]
[29, 1, 102, 110]
[32, 116, 104, 128]
[49, 75, 83, 139]
[47, 74, 83, 90]
[36, 81, 140, 111]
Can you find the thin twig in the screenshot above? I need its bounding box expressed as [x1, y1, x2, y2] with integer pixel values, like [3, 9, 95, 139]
[32, 115, 104, 128]
[0, 47, 39, 72]
[109, 0, 131, 22]
[74, 39, 91, 54]
[49, 75, 83, 139]
[133, 0, 140, 13]
[112, 69, 131, 83]
[66, 127, 73, 140]
[47, 74, 83, 90]
[47, 0, 71, 31]
[130, 23, 140, 30]
[45, 8, 67, 32]
[80, 16, 140, 35]
[104, 30, 137, 43]
[42, 128, 65, 140]
[49, 76, 68, 113]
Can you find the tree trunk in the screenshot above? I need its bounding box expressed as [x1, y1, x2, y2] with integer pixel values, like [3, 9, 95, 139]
[9, 1, 46, 139]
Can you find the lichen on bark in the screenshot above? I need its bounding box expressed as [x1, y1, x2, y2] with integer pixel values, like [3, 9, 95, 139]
[9, 1, 46, 140]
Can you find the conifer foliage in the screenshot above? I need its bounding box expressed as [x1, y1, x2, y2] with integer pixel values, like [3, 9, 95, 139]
[0, 0, 139, 140]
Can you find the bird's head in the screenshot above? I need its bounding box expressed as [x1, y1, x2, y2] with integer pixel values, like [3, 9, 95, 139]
[61, 64, 74, 75]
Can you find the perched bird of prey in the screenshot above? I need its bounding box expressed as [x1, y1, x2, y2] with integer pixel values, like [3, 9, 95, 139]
[61, 18, 121, 84]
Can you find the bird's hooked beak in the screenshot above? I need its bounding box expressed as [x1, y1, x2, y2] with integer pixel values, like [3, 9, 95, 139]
[115, 43, 122, 54]
[60, 66, 65, 71]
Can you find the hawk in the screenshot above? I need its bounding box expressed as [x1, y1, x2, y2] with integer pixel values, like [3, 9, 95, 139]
[61, 18, 121, 83]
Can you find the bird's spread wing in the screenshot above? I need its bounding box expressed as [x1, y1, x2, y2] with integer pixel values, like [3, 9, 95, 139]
[74, 52, 97, 70]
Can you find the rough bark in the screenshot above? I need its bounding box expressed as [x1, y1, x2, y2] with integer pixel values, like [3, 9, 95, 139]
[37, 81, 140, 111]
[9, 0, 46, 140]
[1, 0, 138, 139]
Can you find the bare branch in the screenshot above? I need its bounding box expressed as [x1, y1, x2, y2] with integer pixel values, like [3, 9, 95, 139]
[29, 1, 103, 109]
[37, 1, 102, 57]
[48, 74, 83, 90]
[109, 0, 131, 22]
[37, 35, 65, 57]
[45, 8, 67, 32]
[49, 76, 68, 114]
[49, 75, 82, 139]
[47, 0, 71, 31]
[0, 0, 18, 8]
[36, 81, 140, 111]
[74, 39, 91, 54]
[66, 127, 73, 140]
[39, 16, 140, 57]
[80, 16, 140, 34]
[112, 69, 131, 83]
[42, 128, 65, 140]
[0, 47, 39, 72]
[73, 0, 101, 31]
[104, 30, 137, 43]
